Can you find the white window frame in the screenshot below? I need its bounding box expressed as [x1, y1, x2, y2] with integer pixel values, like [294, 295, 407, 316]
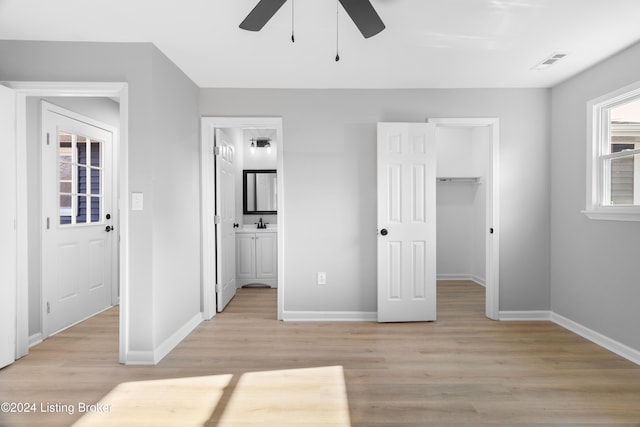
[584, 81, 640, 221]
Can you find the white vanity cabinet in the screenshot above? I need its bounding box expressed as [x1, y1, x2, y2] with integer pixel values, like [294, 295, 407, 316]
[236, 230, 277, 288]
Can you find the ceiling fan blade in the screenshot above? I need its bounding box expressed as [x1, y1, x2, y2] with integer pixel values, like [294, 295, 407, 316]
[240, 0, 288, 31]
[338, 0, 385, 38]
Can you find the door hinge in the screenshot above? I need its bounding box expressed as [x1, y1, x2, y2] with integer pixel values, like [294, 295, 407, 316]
[214, 215, 221, 224]
[213, 145, 221, 156]
[46, 301, 50, 314]
[46, 132, 51, 145]
[489, 227, 494, 234]
[46, 217, 50, 230]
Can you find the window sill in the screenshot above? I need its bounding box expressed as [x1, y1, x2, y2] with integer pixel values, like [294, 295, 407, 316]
[582, 208, 640, 222]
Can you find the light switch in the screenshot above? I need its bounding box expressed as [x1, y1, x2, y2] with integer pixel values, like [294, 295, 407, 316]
[131, 192, 144, 211]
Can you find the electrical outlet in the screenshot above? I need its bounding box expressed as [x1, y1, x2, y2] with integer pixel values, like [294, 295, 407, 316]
[317, 272, 327, 285]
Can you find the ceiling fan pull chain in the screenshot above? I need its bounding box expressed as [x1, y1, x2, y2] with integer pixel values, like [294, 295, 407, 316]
[335, 0, 340, 61]
[291, 0, 295, 43]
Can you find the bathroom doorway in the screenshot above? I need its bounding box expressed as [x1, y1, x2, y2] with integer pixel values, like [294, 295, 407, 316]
[200, 117, 284, 321]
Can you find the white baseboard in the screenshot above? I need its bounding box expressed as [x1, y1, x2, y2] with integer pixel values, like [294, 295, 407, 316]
[551, 312, 640, 366]
[28, 332, 43, 348]
[499, 310, 551, 321]
[498, 310, 640, 366]
[124, 312, 203, 365]
[437, 274, 486, 287]
[282, 311, 377, 322]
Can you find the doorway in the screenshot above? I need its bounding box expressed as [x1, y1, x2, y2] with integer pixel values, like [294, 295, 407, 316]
[40, 101, 118, 337]
[3, 81, 129, 364]
[430, 118, 500, 320]
[201, 117, 284, 321]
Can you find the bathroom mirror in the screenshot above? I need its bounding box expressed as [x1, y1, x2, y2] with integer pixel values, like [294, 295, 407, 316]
[243, 169, 277, 214]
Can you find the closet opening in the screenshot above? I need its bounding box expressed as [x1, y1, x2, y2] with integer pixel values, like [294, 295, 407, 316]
[431, 118, 500, 320]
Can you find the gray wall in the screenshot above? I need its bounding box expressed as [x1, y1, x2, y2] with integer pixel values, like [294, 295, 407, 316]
[1, 41, 201, 361]
[26, 96, 120, 338]
[551, 41, 640, 351]
[201, 88, 551, 313]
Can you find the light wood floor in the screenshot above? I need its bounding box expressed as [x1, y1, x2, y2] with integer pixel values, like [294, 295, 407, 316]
[1, 281, 640, 426]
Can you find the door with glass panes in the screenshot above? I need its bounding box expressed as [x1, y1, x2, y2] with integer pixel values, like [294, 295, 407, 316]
[42, 102, 115, 336]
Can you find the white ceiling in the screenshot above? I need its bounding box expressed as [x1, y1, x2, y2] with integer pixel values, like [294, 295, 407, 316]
[1, 0, 640, 89]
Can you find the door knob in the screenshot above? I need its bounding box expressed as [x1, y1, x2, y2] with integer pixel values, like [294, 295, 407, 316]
[380, 228, 388, 236]
[105, 225, 114, 232]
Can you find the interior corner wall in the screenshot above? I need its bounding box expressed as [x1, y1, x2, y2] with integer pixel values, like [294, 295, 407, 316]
[0, 40, 201, 363]
[149, 47, 201, 353]
[550, 40, 640, 352]
[200, 88, 551, 313]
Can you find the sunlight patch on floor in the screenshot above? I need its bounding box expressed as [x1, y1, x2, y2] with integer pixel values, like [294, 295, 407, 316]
[73, 374, 233, 427]
[73, 366, 351, 426]
[219, 366, 351, 426]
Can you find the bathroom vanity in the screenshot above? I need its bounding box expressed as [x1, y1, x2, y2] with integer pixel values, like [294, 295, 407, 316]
[236, 227, 277, 288]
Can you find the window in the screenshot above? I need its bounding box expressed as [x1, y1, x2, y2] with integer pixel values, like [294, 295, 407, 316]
[58, 130, 104, 225]
[585, 82, 640, 221]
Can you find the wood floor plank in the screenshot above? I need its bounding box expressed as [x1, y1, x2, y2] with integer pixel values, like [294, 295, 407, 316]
[1, 281, 639, 426]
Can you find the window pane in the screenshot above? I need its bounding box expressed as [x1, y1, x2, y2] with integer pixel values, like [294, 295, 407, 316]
[609, 98, 640, 154]
[77, 165, 87, 194]
[91, 140, 101, 167]
[60, 182, 72, 193]
[606, 156, 636, 205]
[77, 136, 87, 165]
[91, 197, 101, 223]
[60, 195, 72, 225]
[59, 162, 72, 181]
[59, 132, 72, 163]
[91, 168, 101, 195]
[76, 195, 87, 224]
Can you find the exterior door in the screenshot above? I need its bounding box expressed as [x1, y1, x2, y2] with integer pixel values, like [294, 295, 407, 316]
[0, 85, 17, 368]
[42, 102, 115, 336]
[377, 122, 437, 322]
[215, 128, 237, 312]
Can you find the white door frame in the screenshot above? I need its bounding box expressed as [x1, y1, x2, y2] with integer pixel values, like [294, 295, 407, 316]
[2, 81, 130, 363]
[428, 117, 500, 320]
[200, 117, 284, 321]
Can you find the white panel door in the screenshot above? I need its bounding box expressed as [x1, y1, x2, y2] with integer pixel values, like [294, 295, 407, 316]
[377, 123, 437, 322]
[215, 129, 237, 312]
[0, 85, 17, 368]
[42, 103, 115, 336]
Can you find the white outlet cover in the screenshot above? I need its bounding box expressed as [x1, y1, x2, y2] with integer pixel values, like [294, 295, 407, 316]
[317, 272, 326, 285]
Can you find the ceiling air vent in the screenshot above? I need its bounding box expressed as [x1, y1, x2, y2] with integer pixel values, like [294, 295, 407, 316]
[532, 52, 569, 70]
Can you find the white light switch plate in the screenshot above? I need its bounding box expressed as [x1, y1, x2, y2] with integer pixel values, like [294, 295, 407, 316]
[131, 192, 144, 211]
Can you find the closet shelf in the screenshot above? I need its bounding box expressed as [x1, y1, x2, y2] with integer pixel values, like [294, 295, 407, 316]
[436, 177, 481, 183]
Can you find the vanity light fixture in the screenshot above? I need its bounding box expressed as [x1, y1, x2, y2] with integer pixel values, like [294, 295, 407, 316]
[250, 138, 272, 154]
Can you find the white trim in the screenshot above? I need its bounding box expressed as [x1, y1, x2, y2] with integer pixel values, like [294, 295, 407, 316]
[149, 313, 203, 365]
[2, 81, 129, 364]
[551, 312, 640, 366]
[582, 208, 640, 221]
[122, 351, 155, 366]
[437, 274, 486, 286]
[429, 117, 500, 320]
[200, 117, 285, 321]
[282, 311, 377, 322]
[585, 80, 640, 221]
[499, 310, 551, 321]
[28, 333, 43, 348]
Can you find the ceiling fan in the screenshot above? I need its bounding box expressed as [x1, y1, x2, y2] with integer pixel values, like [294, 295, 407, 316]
[239, 0, 386, 39]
